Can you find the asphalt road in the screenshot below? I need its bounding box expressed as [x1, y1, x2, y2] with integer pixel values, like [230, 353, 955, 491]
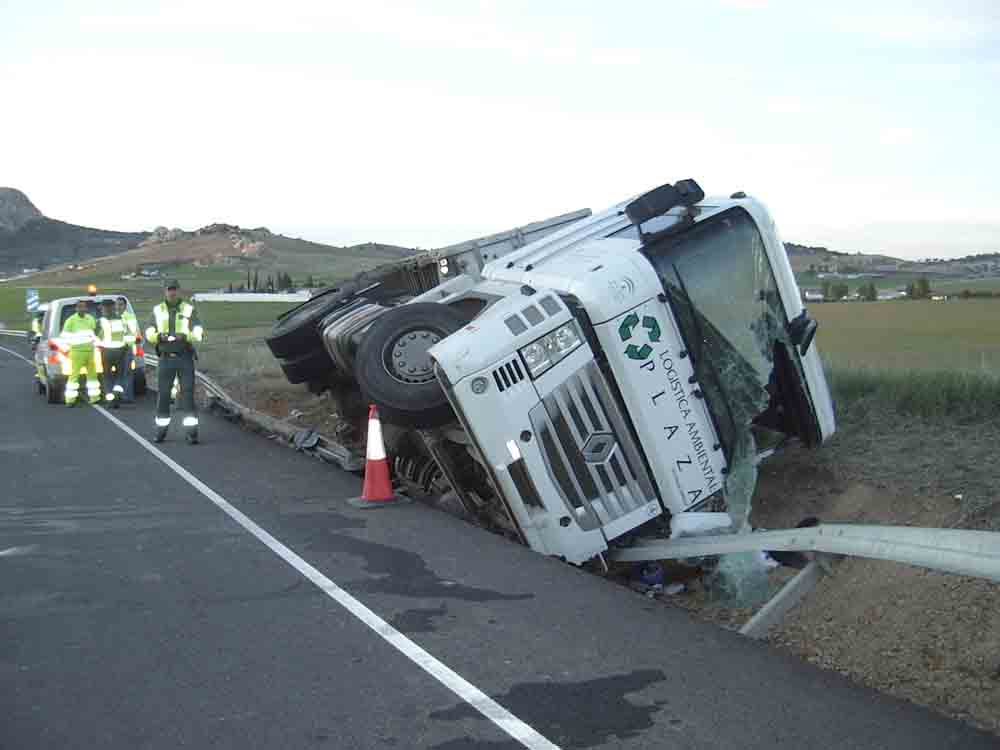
[2, 338, 997, 750]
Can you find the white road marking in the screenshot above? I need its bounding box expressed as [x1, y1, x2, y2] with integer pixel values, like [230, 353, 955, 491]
[91, 405, 561, 750]
[0, 344, 34, 365]
[0, 545, 39, 557]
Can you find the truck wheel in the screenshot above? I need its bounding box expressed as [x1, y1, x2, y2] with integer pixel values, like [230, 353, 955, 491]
[279, 346, 335, 384]
[354, 303, 466, 428]
[265, 284, 360, 359]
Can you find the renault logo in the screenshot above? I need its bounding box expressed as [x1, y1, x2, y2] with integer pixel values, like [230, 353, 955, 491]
[580, 431, 616, 464]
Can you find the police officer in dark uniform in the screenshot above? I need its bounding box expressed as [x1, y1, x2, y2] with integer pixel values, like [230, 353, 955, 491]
[145, 280, 205, 444]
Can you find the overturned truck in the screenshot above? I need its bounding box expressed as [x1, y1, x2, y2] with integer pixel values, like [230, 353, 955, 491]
[267, 180, 834, 565]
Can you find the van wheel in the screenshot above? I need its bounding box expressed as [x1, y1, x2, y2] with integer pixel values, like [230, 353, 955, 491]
[46, 381, 63, 404]
[354, 303, 466, 428]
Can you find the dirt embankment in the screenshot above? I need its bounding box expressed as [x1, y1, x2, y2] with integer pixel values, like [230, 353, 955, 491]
[749, 403, 1000, 735]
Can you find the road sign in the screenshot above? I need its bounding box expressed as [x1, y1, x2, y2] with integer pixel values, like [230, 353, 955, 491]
[26, 289, 39, 312]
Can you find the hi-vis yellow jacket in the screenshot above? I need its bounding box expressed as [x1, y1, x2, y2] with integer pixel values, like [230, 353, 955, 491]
[60, 313, 99, 353]
[145, 300, 204, 355]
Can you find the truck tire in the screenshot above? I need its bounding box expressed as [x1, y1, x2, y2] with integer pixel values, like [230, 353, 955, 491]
[279, 346, 335, 385]
[354, 303, 466, 428]
[265, 283, 360, 359]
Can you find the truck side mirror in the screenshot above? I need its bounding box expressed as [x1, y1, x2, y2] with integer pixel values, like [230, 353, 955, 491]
[787, 310, 817, 356]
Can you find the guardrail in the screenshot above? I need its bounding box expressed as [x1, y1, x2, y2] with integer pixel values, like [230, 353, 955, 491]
[144, 353, 363, 472]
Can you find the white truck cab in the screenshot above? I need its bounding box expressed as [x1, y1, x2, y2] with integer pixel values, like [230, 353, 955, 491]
[422, 181, 834, 563]
[291, 179, 835, 565]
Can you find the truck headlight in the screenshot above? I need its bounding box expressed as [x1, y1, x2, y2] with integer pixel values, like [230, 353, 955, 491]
[518, 321, 583, 378]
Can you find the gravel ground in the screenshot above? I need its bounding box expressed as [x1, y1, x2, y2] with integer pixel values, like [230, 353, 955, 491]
[748, 398, 1000, 735]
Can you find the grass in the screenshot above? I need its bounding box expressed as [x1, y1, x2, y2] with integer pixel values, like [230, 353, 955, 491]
[825, 364, 1000, 422]
[196, 301, 296, 331]
[0, 286, 89, 328]
[796, 272, 1000, 294]
[0, 283, 295, 331]
[811, 300, 1000, 376]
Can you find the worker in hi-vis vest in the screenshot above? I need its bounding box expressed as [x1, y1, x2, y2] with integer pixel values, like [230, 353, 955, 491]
[97, 299, 129, 408]
[117, 297, 139, 402]
[60, 299, 102, 406]
[145, 279, 204, 444]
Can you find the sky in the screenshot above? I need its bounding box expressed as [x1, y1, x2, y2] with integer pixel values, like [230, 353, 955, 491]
[1, 0, 998, 259]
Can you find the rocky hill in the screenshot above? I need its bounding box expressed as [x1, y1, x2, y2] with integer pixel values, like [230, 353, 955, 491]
[0, 188, 148, 273]
[0, 188, 43, 232]
[0, 190, 418, 279]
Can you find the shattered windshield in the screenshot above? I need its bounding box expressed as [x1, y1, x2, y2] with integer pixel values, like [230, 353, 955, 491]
[642, 208, 790, 528]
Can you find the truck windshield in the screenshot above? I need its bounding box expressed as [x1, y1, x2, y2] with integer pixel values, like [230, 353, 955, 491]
[641, 208, 787, 462]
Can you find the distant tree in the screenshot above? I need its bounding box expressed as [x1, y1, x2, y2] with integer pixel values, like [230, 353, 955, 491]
[252, 269, 259, 291]
[228, 282, 234, 293]
[831, 282, 849, 301]
[859, 282, 877, 301]
[915, 276, 931, 299]
[306, 274, 315, 288]
[246, 267, 251, 290]
[821, 280, 833, 301]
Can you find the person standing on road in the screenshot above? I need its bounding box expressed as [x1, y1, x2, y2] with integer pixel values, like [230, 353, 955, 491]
[60, 299, 101, 406]
[117, 297, 139, 403]
[97, 299, 129, 408]
[145, 280, 204, 444]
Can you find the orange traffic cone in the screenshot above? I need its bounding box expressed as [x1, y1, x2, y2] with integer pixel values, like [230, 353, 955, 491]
[349, 405, 405, 508]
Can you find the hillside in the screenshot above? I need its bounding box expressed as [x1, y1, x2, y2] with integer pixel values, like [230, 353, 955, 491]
[0, 189, 417, 286]
[0, 188, 42, 232]
[0, 187, 149, 273]
[20, 223, 417, 289]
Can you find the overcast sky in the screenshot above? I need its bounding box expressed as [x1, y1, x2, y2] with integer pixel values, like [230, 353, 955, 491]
[2, 0, 997, 259]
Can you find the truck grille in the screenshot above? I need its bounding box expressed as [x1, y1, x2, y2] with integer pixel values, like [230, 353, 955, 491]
[529, 361, 657, 531]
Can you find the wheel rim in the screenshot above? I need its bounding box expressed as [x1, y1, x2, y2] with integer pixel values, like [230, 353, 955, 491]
[382, 328, 442, 385]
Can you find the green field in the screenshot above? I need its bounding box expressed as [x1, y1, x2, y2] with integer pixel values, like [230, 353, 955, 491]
[796, 271, 1000, 295]
[0, 284, 294, 333]
[812, 299, 1000, 376]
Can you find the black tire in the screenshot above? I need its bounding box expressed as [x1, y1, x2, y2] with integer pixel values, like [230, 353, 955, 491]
[279, 346, 335, 384]
[265, 284, 361, 359]
[134, 370, 147, 396]
[46, 380, 63, 404]
[354, 303, 466, 428]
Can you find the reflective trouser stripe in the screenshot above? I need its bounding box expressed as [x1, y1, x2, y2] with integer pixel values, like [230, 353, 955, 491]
[182, 416, 199, 427]
[155, 417, 171, 427]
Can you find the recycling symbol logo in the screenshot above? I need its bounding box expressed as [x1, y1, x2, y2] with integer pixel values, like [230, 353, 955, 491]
[618, 312, 661, 361]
